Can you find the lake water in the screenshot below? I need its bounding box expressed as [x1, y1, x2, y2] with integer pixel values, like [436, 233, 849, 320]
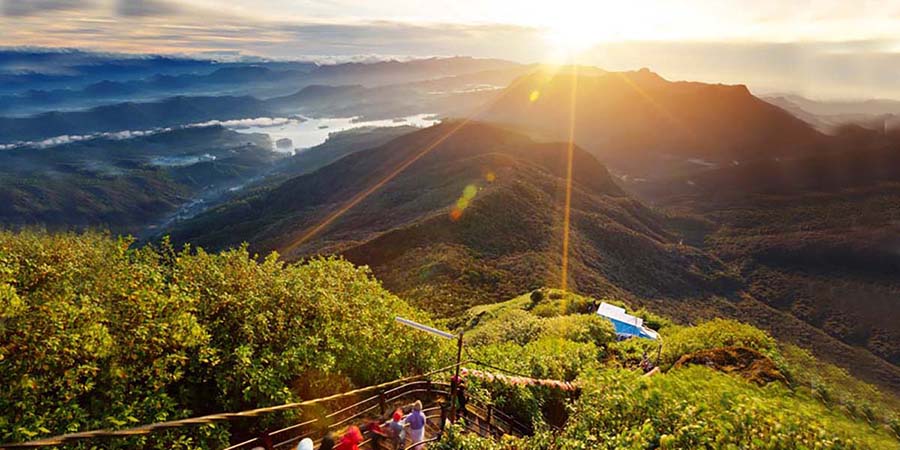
[230, 114, 440, 153]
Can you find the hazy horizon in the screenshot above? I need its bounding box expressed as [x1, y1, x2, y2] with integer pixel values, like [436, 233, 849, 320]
[2, 0, 900, 100]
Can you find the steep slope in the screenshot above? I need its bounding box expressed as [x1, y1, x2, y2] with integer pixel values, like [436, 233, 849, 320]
[632, 132, 900, 391]
[168, 121, 736, 315]
[481, 68, 825, 180]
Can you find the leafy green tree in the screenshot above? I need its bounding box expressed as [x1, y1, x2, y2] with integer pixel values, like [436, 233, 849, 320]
[0, 231, 449, 448]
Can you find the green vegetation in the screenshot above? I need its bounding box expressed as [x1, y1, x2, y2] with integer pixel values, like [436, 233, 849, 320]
[541, 366, 899, 450]
[658, 318, 782, 368]
[0, 230, 448, 447]
[446, 288, 899, 449]
[1, 231, 897, 449]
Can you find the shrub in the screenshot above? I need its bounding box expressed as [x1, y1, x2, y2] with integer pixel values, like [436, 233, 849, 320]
[528, 289, 544, 307]
[434, 422, 520, 450]
[465, 309, 545, 346]
[543, 366, 900, 450]
[0, 230, 448, 447]
[608, 337, 661, 367]
[660, 319, 780, 368]
[541, 314, 616, 347]
[780, 344, 899, 423]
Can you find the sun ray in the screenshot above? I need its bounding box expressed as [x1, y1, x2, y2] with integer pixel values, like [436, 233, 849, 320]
[560, 65, 578, 293]
[279, 119, 470, 257]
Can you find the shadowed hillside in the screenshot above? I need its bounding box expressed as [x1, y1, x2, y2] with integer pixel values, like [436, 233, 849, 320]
[166, 120, 900, 394]
[168, 121, 737, 315]
[630, 132, 900, 392]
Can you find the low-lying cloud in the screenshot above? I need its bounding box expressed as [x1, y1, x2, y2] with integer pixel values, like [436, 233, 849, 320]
[0, 116, 299, 151]
[192, 117, 299, 128]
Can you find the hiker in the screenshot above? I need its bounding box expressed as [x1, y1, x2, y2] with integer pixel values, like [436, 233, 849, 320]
[319, 433, 336, 450]
[639, 351, 654, 373]
[407, 401, 427, 450]
[335, 426, 363, 450]
[297, 438, 314, 450]
[366, 420, 388, 449]
[450, 374, 467, 420]
[388, 408, 406, 450]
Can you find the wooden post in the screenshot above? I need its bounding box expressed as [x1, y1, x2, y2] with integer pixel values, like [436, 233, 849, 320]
[379, 391, 387, 416]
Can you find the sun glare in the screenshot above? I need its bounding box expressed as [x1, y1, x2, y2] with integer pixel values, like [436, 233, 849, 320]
[529, 0, 674, 60]
[545, 22, 602, 55]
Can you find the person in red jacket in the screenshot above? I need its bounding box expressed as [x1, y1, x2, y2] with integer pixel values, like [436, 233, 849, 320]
[335, 426, 363, 450]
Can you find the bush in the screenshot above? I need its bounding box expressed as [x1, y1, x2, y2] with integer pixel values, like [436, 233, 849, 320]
[0, 230, 448, 447]
[660, 319, 781, 368]
[539, 366, 900, 449]
[465, 309, 545, 346]
[541, 314, 616, 347]
[434, 422, 520, 450]
[528, 289, 544, 307]
[780, 344, 899, 425]
[608, 337, 660, 367]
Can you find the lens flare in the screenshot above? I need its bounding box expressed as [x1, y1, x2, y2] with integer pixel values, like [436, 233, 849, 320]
[450, 183, 479, 220]
[529, 90, 541, 102]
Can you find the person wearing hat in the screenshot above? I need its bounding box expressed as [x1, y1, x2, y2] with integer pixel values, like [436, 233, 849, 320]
[387, 408, 407, 449]
[406, 401, 427, 450]
[297, 438, 314, 450]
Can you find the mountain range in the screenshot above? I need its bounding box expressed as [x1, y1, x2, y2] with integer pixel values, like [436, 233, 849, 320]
[1, 54, 898, 396]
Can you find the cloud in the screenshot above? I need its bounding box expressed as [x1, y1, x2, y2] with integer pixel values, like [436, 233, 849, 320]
[0, 117, 302, 151]
[0, 127, 174, 150]
[2, 0, 93, 16]
[116, 0, 180, 17]
[584, 40, 900, 100]
[188, 117, 299, 128]
[2, 2, 900, 99]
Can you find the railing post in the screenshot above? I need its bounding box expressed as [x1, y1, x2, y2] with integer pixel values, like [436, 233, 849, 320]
[379, 391, 387, 416]
[426, 380, 433, 399]
[486, 404, 493, 432]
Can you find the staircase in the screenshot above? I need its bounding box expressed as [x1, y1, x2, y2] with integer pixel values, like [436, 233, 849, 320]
[231, 380, 531, 450]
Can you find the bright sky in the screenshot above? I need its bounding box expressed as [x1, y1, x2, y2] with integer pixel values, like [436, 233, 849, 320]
[3, 0, 900, 98]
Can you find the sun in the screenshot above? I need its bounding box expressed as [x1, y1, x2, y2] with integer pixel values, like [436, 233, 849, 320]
[523, 0, 670, 60]
[545, 24, 602, 55]
[535, 2, 622, 59]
